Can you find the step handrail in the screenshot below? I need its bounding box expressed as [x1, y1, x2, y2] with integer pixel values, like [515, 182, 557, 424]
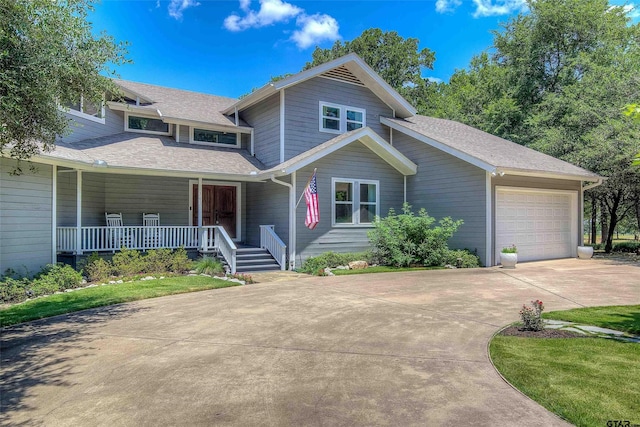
[259, 225, 287, 270]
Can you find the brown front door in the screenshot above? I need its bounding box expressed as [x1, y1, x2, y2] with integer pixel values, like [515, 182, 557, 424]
[192, 185, 237, 238]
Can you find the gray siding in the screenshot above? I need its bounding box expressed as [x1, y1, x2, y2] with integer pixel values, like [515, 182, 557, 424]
[392, 132, 488, 265]
[284, 77, 393, 161]
[104, 175, 190, 226]
[490, 175, 582, 266]
[58, 109, 124, 144]
[242, 93, 280, 167]
[0, 158, 53, 275]
[57, 169, 78, 226]
[56, 170, 106, 227]
[245, 179, 290, 247]
[295, 142, 405, 263]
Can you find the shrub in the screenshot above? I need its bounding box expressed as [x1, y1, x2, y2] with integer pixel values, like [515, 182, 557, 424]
[0, 277, 30, 304]
[299, 251, 372, 274]
[444, 250, 480, 268]
[519, 300, 545, 331]
[84, 256, 112, 282]
[612, 241, 640, 253]
[368, 203, 463, 267]
[35, 264, 83, 290]
[144, 248, 174, 273]
[112, 248, 145, 276]
[194, 256, 225, 276]
[168, 247, 192, 273]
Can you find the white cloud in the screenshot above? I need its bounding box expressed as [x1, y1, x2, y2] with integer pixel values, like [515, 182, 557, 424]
[291, 14, 340, 49]
[224, 0, 303, 31]
[623, 3, 640, 19]
[168, 0, 200, 20]
[224, 0, 340, 49]
[472, 0, 528, 17]
[426, 76, 443, 84]
[435, 0, 462, 13]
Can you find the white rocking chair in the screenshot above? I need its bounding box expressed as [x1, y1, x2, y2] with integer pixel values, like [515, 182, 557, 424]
[105, 212, 131, 250]
[142, 213, 161, 248]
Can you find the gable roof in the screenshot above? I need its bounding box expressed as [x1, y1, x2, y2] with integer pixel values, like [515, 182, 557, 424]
[260, 127, 417, 178]
[109, 80, 248, 131]
[223, 53, 417, 118]
[40, 133, 265, 179]
[382, 115, 602, 181]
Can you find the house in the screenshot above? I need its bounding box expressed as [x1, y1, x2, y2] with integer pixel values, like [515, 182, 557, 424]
[0, 53, 602, 275]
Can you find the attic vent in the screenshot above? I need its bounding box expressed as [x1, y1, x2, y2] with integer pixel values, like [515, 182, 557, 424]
[320, 66, 365, 86]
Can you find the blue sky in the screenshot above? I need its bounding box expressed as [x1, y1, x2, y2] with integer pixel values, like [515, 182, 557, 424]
[90, 0, 639, 99]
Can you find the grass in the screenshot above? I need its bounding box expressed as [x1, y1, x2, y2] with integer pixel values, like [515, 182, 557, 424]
[490, 306, 640, 427]
[332, 265, 443, 275]
[543, 305, 640, 335]
[0, 276, 239, 327]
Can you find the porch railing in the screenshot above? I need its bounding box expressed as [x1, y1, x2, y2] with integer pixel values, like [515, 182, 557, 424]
[56, 225, 236, 272]
[260, 225, 287, 270]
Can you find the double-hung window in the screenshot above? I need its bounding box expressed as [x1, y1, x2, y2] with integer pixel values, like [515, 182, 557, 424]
[332, 178, 379, 226]
[320, 102, 365, 134]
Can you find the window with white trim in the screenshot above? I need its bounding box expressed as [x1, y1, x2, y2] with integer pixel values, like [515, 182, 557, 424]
[332, 178, 379, 226]
[191, 128, 239, 147]
[125, 113, 170, 135]
[320, 102, 365, 134]
[64, 96, 105, 124]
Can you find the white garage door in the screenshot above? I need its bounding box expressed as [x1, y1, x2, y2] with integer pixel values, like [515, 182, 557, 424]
[495, 188, 578, 262]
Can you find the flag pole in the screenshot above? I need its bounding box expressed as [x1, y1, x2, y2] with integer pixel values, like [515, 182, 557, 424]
[295, 168, 317, 208]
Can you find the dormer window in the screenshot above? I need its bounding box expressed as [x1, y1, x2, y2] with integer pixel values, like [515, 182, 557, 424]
[64, 96, 105, 124]
[125, 113, 170, 135]
[319, 102, 365, 134]
[191, 128, 239, 147]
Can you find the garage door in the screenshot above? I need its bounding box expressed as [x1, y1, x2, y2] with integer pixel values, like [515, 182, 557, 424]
[495, 188, 577, 262]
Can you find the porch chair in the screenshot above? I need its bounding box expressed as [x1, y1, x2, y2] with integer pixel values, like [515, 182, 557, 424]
[142, 213, 161, 248]
[105, 212, 131, 250]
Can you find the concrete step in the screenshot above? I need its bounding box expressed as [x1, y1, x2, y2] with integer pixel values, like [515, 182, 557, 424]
[236, 264, 282, 273]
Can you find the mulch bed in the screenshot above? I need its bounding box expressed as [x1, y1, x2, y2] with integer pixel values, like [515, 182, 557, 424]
[498, 325, 591, 338]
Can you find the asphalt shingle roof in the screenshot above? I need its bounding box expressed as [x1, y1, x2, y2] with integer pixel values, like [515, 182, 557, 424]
[50, 133, 265, 176]
[384, 115, 600, 179]
[114, 80, 242, 127]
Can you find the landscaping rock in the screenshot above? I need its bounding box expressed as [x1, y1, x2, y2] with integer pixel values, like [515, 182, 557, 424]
[323, 267, 335, 276]
[348, 260, 369, 270]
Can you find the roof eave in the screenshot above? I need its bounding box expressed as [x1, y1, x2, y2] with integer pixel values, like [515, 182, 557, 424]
[496, 168, 605, 182]
[222, 83, 276, 115]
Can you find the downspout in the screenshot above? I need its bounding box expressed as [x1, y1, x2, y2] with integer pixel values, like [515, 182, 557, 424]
[270, 174, 295, 270]
[250, 129, 255, 156]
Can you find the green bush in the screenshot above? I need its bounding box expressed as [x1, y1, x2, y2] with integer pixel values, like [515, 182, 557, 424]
[0, 277, 30, 304]
[368, 203, 463, 267]
[612, 241, 640, 253]
[299, 251, 372, 274]
[168, 247, 191, 273]
[84, 255, 112, 283]
[112, 248, 145, 276]
[444, 249, 480, 268]
[194, 256, 225, 276]
[35, 264, 83, 290]
[144, 248, 175, 273]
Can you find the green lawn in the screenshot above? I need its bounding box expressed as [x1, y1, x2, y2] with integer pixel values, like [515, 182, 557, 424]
[543, 305, 640, 335]
[490, 306, 640, 427]
[0, 276, 239, 327]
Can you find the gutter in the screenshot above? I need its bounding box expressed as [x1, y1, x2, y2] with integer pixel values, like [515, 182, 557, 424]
[583, 179, 604, 191]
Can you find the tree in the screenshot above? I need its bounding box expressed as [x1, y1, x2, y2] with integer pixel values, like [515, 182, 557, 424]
[303, 28, 436, 105]
[0, 0, 128, 165]
[428, 0, 640, 253]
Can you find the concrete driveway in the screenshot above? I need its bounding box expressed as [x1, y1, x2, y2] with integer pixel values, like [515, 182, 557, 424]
[1, 259, 639, 426]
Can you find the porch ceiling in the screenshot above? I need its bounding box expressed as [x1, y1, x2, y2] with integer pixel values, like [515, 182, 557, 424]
[43, 133, 265, 178]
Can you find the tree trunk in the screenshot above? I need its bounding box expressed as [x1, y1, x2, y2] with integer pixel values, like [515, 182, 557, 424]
[590, 194, 597, 244]
[600, 198, 608, 245]
[604, 192, 622, 253]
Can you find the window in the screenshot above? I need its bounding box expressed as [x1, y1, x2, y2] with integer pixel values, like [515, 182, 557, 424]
[319, 102, 365, 134]
[64, 96, 105, 124]
[332, 178, 378, 226]
[125, 114, 170, 135]
[192, 128, 239, 147]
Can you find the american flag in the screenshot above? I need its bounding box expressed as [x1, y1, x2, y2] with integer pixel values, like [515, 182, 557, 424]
[304, 170, 319, 230]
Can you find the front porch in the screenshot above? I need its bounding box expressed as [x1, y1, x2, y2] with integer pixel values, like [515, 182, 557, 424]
[54, 168, 289, 273]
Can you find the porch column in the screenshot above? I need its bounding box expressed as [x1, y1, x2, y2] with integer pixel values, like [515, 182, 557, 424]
[52, 165, 57, 263]
[290, 171, 296, 270]
[76, 170, 83, 255]
[197, 177, 203, 227]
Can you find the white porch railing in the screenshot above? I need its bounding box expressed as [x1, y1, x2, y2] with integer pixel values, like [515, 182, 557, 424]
[56, 225, 236, 272]
[260, 225, 287, 270]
